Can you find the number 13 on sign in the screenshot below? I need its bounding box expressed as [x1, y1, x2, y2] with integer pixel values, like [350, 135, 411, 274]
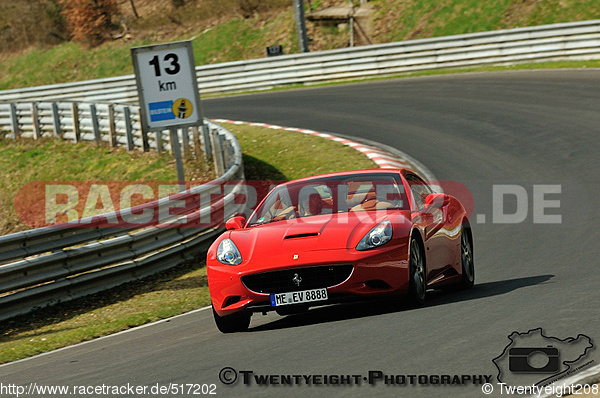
[131, 40, 203, 132]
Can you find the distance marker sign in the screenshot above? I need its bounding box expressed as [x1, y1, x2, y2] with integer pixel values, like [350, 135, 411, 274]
[131, 41, 202, 131]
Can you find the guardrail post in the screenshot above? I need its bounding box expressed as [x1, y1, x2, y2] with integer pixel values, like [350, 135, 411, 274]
[202, 124, 213, 161]
[219, 133, 228, 169]
[71, 102, 81, 143]
[107, 105, 117, 147]
[31, 102, 41, 140]
[169, 128, 185, 187]
[90, 104, 101, 145]
[51, 102, 62, 137]
[123, 106, 135, 151]
[182, 127, 190, 158]
[156, 131, 163, 154]
[141, 124, 150, 152]
[191, 126, 203, 159]
[221, 139, 229, 169]
[211, 130, 225, 175]
[224, 140, 234, 169]
[9, 103, 19, 138]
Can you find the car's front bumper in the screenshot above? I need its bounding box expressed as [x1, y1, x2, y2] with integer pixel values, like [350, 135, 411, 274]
[208, 244, 409, 316]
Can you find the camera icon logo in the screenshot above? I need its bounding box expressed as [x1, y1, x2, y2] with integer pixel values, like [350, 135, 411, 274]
[508, 346, 560, 373]
[493, 328, 594, 387]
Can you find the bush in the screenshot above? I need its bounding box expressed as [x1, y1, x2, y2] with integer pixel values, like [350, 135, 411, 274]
[59, 0, 120, 47]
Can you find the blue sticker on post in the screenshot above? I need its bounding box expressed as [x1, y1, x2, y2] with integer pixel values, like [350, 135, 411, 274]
[149, 100, 175, 122]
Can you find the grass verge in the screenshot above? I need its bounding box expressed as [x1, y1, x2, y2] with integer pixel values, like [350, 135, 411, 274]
[231, 123, 376, 180]
[0, 124, 376, 364]
[0, 138, 213, 235]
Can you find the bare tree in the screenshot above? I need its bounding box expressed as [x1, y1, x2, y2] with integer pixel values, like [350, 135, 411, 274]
[128, 0, 139, 18]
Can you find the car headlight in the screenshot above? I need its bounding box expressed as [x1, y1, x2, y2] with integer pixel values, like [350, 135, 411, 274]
[356, 220, 393, 251]
[217, 238, 242, 265]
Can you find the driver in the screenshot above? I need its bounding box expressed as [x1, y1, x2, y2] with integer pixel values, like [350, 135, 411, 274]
[298, 187, 323, 217]
[267, 197, 296, 222]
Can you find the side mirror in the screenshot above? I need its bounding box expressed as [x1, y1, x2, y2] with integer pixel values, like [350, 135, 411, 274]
[424, 193, 449, 209]
[225, 215, 246, 230]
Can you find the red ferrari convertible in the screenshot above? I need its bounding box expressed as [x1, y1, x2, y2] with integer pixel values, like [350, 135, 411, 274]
[207, 169, 474, 333]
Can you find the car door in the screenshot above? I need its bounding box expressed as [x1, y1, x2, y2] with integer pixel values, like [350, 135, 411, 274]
[403, 173, 447, 281]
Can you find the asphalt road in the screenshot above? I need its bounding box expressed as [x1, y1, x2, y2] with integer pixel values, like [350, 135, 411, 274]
[2, 70, 600, 397]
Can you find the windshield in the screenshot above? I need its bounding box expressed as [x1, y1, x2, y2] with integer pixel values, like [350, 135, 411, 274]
[247, 173, 408, 227]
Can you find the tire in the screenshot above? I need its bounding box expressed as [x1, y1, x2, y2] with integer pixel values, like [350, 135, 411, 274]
[458, 224, 475, 289]
[407, 237, 426, 305]
[212, 306, 251, 333]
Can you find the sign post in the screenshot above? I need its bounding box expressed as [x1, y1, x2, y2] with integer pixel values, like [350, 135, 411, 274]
[131, 40, 203, 187]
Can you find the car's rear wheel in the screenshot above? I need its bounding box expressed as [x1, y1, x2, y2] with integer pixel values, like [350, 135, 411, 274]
[458, 225, 475, 289]
[212, 306, 251, 333]
[407, 237, 426, 305]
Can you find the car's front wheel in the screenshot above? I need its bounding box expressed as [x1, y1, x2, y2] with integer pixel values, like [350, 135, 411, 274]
[407, 237, 426, 305]
[212, 306, 251, 333]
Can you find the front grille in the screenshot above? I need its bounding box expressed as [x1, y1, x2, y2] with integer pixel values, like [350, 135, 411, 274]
[242, 264, 353, 294]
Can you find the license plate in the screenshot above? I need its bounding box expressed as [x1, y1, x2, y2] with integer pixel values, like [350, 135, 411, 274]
[270, 288, 328, 307]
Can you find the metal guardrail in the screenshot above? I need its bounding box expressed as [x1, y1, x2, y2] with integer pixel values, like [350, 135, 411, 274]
[0, 102, 245, 321]
[0, 101, 235, 175]
[0, 19, 599, 103]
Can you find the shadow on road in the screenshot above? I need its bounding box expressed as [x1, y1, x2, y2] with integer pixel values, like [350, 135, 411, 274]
[249, 274, 554, 332]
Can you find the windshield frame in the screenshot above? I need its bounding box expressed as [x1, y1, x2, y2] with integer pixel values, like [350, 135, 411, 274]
[246, 173, 408, 228]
